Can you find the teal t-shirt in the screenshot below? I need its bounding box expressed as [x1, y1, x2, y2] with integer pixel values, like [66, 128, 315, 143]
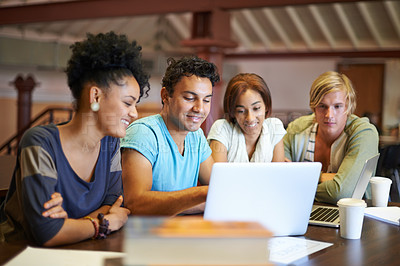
[120, 114, 211, 191]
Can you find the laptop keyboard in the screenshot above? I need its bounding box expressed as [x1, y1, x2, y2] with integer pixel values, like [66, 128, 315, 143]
[310, 207, 339, 222]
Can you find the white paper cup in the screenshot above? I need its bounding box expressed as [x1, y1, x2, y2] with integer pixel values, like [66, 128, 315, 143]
[370, 177, 392, 207]
[337, 198, 366, 239]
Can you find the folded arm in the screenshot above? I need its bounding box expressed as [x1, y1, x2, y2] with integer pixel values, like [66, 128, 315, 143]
[43, 195, 130, 247]
[315, 127, 379, 204]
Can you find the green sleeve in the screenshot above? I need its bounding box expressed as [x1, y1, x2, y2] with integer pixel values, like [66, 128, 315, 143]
[283, 129, 295, 161]
[315, 124, 379, 204]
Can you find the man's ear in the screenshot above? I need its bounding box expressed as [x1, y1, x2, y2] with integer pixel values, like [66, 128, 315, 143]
[160, 87, 169, 105]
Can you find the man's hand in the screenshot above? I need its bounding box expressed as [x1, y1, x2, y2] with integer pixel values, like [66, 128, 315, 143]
[284, 157, 292, 162]
[320, 173, 335, 183]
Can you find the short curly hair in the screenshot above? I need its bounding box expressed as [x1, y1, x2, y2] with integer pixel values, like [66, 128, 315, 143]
[66, 31, 150, 110]
[161, 56, 220, 98]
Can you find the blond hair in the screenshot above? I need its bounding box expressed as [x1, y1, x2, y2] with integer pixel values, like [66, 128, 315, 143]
[309, 71, 356, 115]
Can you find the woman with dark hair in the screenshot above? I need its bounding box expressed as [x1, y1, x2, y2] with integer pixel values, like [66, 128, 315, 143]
[208, 73, 286, 162]
[0, 32, 150, 246]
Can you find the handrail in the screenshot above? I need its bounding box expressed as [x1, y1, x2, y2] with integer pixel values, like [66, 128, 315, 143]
[0, 106, 74, 154]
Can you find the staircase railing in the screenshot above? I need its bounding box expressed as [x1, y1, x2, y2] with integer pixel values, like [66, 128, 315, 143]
[0, 106, 74, 155]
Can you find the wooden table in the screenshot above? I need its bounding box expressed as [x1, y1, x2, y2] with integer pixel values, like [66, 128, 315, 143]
[0, 230, 124, 265]
[1, 208, 400, 265]
[303, 215, 399, 265]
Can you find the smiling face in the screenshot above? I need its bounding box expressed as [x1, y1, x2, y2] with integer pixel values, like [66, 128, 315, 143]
[314, 90, 348, 141]
[161, 75, 213, 133]
[98, 75, 140, 138]
[234, 89, 266, 137]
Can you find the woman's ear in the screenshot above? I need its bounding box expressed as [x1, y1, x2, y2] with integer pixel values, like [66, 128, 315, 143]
[89, 86, 103, 112]
[89, 86, 103, 104]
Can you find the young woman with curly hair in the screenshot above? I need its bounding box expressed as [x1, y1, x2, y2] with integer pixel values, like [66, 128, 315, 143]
[0, 32, 150, 246]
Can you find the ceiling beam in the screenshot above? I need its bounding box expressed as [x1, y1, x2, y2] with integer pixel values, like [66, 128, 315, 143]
[231, 16, 253, 50]
[309, 5, 336, 49]
[286, 6, 314, 49]
[0, 0, 377, 25]
[357, 2, 383, 48]
[226, 50, 400, 59]
[334, 3, 359, 49]
[241, 9, 272, 49]
[165, 14, 190, 40]
[262, 8, 292, 50]
[384, 1, 400, 39]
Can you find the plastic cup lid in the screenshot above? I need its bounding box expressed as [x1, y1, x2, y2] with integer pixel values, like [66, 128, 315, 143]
[337, 198, 366, 207]
[370, 177, 392, 184]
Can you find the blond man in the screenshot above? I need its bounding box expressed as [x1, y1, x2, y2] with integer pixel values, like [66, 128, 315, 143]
[284, 71, 379, 204]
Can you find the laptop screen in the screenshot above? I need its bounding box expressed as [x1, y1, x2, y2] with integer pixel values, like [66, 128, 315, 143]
[204, 162, 322, 236]
[351, 154, 380, 199]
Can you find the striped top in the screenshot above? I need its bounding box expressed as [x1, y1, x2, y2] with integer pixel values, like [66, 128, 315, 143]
[304, 123, 318, 162]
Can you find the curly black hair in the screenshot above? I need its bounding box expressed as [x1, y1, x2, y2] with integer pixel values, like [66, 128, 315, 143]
[66, 31, 150, 110]
[161, 56, 220, 97]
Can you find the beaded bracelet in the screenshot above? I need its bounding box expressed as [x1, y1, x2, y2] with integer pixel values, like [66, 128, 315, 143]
[97, 213, 111, 239]
[84, 216, 99, 239]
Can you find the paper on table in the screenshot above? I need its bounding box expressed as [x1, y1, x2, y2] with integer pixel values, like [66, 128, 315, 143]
[5, 246, 124, 266]
[268, 237, 333, 265]
[364, 206, 400, 226]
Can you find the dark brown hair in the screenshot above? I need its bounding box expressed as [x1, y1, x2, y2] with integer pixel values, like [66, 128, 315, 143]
[223, 73, 272, 123]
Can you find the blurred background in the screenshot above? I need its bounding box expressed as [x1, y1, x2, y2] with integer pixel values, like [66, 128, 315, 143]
[0, 0, 399, 148]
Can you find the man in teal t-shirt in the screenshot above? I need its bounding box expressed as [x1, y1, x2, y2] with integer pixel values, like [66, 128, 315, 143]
[121, 56, 220, 215]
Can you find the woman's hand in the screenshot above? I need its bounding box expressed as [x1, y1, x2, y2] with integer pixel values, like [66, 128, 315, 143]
[42, 192, 68, 219]
[104, 195, 131, 231]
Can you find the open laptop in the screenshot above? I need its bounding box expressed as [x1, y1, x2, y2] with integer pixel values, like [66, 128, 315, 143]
[204, 162, 322, 236]
[309, 153, 380, 228]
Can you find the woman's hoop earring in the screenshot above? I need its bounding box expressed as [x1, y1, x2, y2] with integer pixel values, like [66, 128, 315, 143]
[91, 102, 100, 112]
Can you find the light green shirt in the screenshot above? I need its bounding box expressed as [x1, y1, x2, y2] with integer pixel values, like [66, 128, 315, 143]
[284, 114, 379, 204]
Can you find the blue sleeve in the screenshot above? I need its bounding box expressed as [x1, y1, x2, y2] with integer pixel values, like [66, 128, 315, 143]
[198, 129, 212, 163]
[19, 129, 64, 245]
[102, 138, 123, 206]
[120, 123, 158, 165]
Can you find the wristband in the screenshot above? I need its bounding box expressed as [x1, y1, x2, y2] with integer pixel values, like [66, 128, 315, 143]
[97, 213, 111, 239]
[84, 216, 99, 239]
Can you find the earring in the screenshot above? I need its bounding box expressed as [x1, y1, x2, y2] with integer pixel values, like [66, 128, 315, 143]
[91, 102, 100, 112]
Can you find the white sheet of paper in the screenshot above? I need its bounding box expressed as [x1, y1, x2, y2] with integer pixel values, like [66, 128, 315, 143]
[5, 246, 124, 266]
[364, 206, 400, 226]
[268, 236, 333, 264]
